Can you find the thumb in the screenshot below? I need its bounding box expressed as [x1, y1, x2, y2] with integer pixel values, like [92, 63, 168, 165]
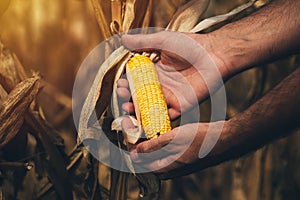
[121, 32, 167, 51]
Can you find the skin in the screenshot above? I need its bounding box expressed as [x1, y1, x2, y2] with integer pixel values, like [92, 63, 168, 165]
[117, 0, 300, 179]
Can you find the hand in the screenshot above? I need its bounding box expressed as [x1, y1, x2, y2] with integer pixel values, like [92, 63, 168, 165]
[122, 120, 228, 179]
[119, 31, 228, 119]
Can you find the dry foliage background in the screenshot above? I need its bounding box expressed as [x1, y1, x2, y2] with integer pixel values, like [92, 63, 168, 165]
[0, 0, 299, 199]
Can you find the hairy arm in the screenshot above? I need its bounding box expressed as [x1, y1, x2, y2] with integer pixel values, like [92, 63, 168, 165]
[202, 0, 300, 77]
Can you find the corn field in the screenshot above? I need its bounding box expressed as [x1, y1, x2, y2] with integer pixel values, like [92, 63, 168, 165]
[0, 0, 299, 199]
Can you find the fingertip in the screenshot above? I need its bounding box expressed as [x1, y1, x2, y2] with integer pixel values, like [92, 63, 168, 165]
[168, 108, 181, 120]
[117, 78, 129, 88]
[121, 32, 163, 51]
[122, 102, 135, 113]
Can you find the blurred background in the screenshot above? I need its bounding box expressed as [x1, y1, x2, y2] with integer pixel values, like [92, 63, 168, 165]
[0, 0, 299, 199]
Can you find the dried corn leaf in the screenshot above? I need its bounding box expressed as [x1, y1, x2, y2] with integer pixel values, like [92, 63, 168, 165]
[79, 46, 129, 139]
[112, 53, 131, 118]
[110, 169, 128, 200]
[0, 42, 22, 90]
[0, 84, 7, 102]
[0, 75, 40, 149]
[136, 172, 160, 200]
[111, 0, 123, 32]
[26, 111, 72, 200]
[90, 0, 111, 39]
[140, 0, 153, 28]
[190, 1, 255, 33]
[166, 0, 210, 32]
[122, 0, 153, 31]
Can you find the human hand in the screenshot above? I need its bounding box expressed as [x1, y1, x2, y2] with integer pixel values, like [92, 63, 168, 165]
[121, 120, 228, 179]
[118, 31, 228, 119]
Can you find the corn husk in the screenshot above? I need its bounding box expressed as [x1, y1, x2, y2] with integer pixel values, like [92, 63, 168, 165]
[0, 75, 40, 149]
[190, 1, 255, 33]
[122, 0, 153, 31]
[78, 46, 129, 138]
[166, 0, 210, 32]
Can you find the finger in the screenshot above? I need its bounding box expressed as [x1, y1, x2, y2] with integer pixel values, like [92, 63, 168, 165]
[168, 108, 181, 120]
[117, 78, 129, 88]
[161, 87, 181, 119]
[121, 32, 165, 51]
[132, 154, 183, 173]
[121, 102, 135, 114]
[136, 131, 174, 153]
[117, 87, 131, 101]
[130, 146, 176, 165]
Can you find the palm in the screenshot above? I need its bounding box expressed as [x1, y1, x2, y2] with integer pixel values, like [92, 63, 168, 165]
[154, 54, 205, 119]
[119, 31, 223, 119]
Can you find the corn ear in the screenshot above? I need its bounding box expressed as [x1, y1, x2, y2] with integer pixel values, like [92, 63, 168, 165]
[126, 55, 171, 140]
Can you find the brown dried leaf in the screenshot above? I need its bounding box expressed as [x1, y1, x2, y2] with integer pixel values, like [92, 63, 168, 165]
[122, 0, 153, 31]
[141, 0, 153, 28]
[90, 0, 111, 39]
[25, 111, 72, 200]
[190, 1, 256, 33]
[112, 53, 132, 117]
[0, 74, 40, 149]
[111, 0, 123, 32]
[78, 46, 129, 140]
[136, 172, 160, 200]
[0, 41, 21, 90]
[0, 84, 7, 102]
[166, 0, 210, 32]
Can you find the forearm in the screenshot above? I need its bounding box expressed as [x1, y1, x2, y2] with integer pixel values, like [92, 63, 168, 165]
[221, 67, 300, 157]
[205, 0, 300, 77]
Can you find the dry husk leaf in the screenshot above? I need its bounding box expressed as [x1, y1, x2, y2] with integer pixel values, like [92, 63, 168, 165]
[190, 1, 255, 33]
[0, 42, 22, 89]
[122, 0, 153, 31]
[0, 85, 7, 102]
[0, 75, 40, 149]
[111, 53, 132, 117]
[78, 46, 129, 139]
[166, 0, 210, 32]
[90, 0, 111, 39]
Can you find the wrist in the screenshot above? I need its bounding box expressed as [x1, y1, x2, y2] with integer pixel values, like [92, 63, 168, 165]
[194, 33, 239, 81]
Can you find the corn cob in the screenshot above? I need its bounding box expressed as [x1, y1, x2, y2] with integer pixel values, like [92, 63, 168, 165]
[126, 54, 171, 139]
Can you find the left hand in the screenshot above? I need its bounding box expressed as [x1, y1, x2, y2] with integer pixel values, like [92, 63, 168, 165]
[122, 120, 228, 179]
